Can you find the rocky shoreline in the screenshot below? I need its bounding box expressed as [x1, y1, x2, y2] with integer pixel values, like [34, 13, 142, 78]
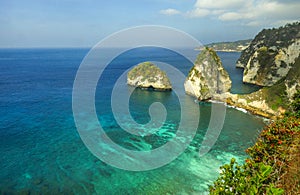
[225, 94, 284, 120]
[211, 92, 285, 120]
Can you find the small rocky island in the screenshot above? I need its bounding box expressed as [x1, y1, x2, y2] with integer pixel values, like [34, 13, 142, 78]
[184, 47, 232, 100]
[127, 62, 172, 91]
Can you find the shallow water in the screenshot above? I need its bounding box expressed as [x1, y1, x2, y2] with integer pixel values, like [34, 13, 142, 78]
[0, 48, 265, 194]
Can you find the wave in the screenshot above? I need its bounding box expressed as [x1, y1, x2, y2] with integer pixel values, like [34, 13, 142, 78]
[227, 105, 248, 113]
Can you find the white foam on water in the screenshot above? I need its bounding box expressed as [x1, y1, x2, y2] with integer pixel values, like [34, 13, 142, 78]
[227, 105, 248, 113]
[208, 100, 226, 105]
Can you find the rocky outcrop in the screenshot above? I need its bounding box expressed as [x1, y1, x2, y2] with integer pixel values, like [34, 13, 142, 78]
[217, 55, 300, 119]
[226, 92, 285, 119]
[184, 47, 232, 100]
[223, 22, 300, 119]
[236, 22, 300, 86]
[127, 62, 172, 91]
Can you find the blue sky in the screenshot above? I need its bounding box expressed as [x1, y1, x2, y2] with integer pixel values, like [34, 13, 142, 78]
[1, 0, 299, 47]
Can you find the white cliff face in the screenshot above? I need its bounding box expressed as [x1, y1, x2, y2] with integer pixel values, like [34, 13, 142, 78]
[243, 39, 300, 86]
[127, 62, 172, 90]
[128, 75, 171, 90]
[184, 48, 232, 100]
[243, 51, 260, 84]
[238, 22, 300, 86]
[286, 82, 299, 101]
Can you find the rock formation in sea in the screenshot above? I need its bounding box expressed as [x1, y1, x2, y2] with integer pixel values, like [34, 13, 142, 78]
[184, 47, 232, 100]
[127, 62, 172, 91]
[236, 22, 300, 87]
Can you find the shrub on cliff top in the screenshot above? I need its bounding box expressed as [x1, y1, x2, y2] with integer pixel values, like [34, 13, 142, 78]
[209, 116, 300, 194]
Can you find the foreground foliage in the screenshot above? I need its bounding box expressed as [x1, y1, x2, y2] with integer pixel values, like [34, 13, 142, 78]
[210, 117, 300, 194]
[210, 116, 300, 194]
[210, 114, 300, 194]
[210, 91, 300, 194]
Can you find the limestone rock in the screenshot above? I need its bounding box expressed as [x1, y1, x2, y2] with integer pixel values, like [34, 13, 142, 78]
[284, 55, 300, 101]
[127, 62, 172, 91]
[225, 92, 284, 119]
[184, 47, 232, 100]
[237, 22, 300, 86]
[224, 56, 300, 119]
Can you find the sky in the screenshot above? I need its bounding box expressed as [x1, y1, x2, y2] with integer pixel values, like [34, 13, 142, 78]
[0, 0, 299, 47]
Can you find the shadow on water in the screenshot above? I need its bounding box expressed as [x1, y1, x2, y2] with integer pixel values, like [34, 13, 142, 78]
[218, 51, 262, 94]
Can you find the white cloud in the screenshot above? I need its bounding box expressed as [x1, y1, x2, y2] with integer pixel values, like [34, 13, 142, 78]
[160, 8, 181, 16]
[246, 21, 263, 26]
[195, 0, 245, 9]
[179, 0, 300, 26]
[211, 9, 226, 15]
[186, 8, 210, 18]
[218, 12, 244, 21]
[256, 1, 300, 20]
[217, 0, 300, 22]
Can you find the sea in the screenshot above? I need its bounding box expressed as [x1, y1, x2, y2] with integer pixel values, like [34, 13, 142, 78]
[0, 47, 265, 194]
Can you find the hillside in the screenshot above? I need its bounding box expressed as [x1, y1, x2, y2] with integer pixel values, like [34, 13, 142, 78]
[237, 22, 300, 69]
[203, 39, 252, 52]
[232, 22, 300, 114]
[236, 22, 300, 87]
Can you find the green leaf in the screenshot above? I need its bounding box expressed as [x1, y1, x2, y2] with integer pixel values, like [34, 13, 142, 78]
[260, 164, 272, 177]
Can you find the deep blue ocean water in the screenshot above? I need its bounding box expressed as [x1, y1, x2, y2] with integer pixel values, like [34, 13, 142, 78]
[0, 48, 265, 194]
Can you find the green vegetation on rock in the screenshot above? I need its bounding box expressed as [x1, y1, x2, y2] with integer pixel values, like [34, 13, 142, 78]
[237, 22, 300, 69]
[128, 62, 159, 80]
[195, 47, 222, 65]
[238, 21, 300, 86]
[262, 55, 300, 110]
[291, 91, 300, 116]
[127, 62, 172, 90]
[204, 39, 252, 52]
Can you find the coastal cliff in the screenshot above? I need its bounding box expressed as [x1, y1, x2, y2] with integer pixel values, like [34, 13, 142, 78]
[225, 53, 300, 119]
[236, 22, 300, 86]
[184, 47, 231, 100]
[127, 62, 172, 91]
[224, 22, 299, 119]
[187, 27, 300, 119]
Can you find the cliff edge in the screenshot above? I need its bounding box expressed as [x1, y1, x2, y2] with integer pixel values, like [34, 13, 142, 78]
[236, 22, 300, 87]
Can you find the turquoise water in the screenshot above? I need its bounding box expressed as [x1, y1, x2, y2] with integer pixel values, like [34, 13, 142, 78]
[0, 48, 266, 194]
